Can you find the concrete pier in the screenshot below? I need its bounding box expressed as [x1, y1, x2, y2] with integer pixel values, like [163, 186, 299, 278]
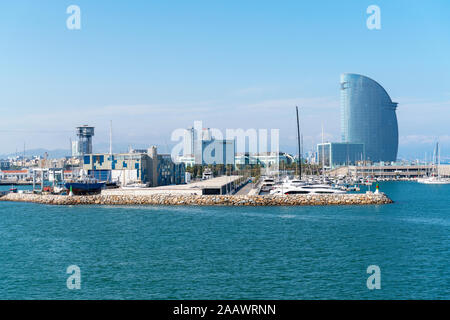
[107, 176, 247, 196]
[0, 192, 393, 206]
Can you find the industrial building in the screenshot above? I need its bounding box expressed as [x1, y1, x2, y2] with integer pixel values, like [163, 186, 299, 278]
[340, 73, 399, 162]
[82, 146, 185, 186]
[317, 142, 365, 169]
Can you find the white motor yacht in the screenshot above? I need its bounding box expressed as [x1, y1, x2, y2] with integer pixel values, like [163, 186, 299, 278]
[260, 177, 276, 192]
[269, 183, 346, 195]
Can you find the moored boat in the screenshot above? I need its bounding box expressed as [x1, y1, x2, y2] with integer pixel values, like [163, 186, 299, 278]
[270, 183, 346, 195]
[417, 142, 450, 185]
[64, 178, 105, 195]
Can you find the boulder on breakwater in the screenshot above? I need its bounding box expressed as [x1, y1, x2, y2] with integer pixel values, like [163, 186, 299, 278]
[0, 192, 393, 206]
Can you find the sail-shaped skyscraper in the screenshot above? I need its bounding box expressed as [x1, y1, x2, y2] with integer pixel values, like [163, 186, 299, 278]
[340, 73, 399, 162]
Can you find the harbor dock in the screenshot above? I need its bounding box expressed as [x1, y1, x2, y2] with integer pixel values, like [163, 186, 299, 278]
[103, 176, 248, 196]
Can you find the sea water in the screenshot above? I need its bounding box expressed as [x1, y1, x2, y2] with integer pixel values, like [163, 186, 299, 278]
[0, 182, 449, 299]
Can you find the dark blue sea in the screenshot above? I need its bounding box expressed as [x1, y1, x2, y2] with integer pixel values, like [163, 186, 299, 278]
[0, 182, 449, 299]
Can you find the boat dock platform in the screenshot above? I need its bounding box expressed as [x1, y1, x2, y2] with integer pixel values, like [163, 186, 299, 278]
[103, 176, 248, 196]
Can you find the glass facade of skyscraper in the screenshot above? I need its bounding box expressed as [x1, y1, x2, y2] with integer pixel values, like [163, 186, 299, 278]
[340, 74, 398, 162]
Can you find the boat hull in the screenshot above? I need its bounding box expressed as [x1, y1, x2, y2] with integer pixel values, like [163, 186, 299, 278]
[64, 182, 105, 195]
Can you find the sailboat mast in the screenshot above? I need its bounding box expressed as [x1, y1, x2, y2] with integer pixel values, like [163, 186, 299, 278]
[437, 142, 440, 179]
[296, 106, 302, 179]
[109, 120, 113, 155]
[321, 123, 324, 179]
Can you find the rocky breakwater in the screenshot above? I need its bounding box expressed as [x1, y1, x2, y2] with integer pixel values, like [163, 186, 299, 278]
[1, 192, 393, 206]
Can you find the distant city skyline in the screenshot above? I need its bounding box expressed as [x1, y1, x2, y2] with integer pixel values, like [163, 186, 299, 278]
[1, 0, 450, 159]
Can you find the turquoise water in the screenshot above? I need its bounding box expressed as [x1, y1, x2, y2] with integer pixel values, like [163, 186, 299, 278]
[0, 182, 449, 299]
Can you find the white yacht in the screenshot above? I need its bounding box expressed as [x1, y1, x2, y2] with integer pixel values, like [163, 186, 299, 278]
[417, 176, 450, 185]
[269, 182, 346, 195]
[278, 177, 306, 187]
[417, 142, 450, 185]
[261, 177, 276, 192]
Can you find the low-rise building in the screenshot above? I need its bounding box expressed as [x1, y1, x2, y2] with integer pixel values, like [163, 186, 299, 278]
[82, 146, 185, 186]
[317, 142, 365, 169]
[0, 160, 10, 170]
[0, 169, 31, 181]
[234, 152, 293, 167]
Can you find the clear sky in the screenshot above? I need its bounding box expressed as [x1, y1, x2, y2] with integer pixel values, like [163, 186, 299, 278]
[1, 0, 450, 159]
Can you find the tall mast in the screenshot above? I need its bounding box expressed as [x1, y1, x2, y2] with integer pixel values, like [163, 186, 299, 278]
[109, 120, 113, 155]
[321, 123, 325, 180]
[301, 132, 304, 173]
[296, 106, 302, 179]
[437, 142, 440, 179]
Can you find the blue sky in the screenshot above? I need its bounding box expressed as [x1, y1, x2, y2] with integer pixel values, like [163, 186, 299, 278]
[1, 0, 450, 159]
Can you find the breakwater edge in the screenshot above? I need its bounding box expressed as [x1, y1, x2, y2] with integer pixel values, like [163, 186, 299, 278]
[0, 192, 393, 206]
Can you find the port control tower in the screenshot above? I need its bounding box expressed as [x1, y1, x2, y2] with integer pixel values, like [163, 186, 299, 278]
[76, 125, 95, 155]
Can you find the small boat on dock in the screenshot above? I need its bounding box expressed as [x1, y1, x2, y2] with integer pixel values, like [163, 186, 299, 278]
[65, 178, 105, 195]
